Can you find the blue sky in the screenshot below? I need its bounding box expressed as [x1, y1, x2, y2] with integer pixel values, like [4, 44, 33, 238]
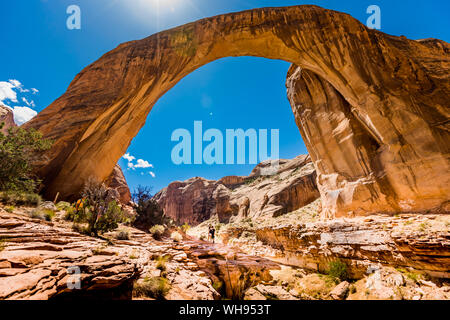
[1, 0, 449, 194]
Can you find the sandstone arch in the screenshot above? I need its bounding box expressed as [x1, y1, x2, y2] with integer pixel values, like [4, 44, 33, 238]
[25, 5, 450, 217]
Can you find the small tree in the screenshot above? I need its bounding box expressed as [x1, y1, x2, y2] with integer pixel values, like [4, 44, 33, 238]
[0, 123, 52, 192]
[133, 185, 169, 229]
[79, 178, 124, 236]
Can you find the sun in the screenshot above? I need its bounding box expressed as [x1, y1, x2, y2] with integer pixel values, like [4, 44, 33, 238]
[139, 0, 178, 10]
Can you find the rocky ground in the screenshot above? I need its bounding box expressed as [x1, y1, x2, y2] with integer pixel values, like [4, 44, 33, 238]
[1, 201, 449, 300]
[0, 204, 282, 300]
[189, 199, 450, 300]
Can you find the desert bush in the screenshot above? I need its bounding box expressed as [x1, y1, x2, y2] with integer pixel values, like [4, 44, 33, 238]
[63, 206, 77, 221]
[155, 255, 170, 271]
[5, 206, 15, 213]
[132, 186, 170, 229]
[180, 222, 191, 233]
[77, 179, 125, 236]
[170, 231, 183, 242]
[326, 259, 349, 282]
[0, 123, 52, 193]
[212, 280, 223, 293]
[0, 191, 41, 207]
[56, 201, 72, 211]
[149, 224, 165, 240]
[31, 208, 55, 221]
[116, 230, 130, 240]
[133, 277, 170, 300]
[0, 238, 6, 252]
[72, 223, 89, 235]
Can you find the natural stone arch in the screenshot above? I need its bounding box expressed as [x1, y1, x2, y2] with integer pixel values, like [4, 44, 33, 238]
[25, 5, 449, 217]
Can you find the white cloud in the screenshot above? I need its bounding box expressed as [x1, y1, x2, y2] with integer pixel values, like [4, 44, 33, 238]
[31, 88, 39, 94]
[0, 81, 18, 103]
[123, 153, 155, 176]
[22, 97, 35, 107]
[10, 106, 37, 125]
[135, 159, 153, 169]
[0, 79, 39, 126]
[123, 153, 136, 162]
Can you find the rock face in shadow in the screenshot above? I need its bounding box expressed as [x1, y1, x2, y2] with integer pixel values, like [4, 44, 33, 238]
[0, 105, 16, 133]
[154, 155, 320, 225]
[23, 5, 449, 217]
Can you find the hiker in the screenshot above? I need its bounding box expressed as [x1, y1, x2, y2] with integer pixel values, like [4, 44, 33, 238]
[208, 225, 216, 244]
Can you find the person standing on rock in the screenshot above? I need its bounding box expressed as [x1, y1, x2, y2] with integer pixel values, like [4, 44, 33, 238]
[208, 225, 216, 244]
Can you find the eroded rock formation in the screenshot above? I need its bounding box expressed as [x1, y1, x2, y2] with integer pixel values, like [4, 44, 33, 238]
[154, 155, 320, 225]
[105, 164, 132, 205]
[287, 64, 450, 218]
[23, 5, 449, 217]
[220, 212, 450, 280]
[0, 105, 16, 133]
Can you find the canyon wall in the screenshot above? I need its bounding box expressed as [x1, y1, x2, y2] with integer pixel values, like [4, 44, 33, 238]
[154, 155, 320, 225]
[287, 63, 449, 217]
[23, 5, 449, 217]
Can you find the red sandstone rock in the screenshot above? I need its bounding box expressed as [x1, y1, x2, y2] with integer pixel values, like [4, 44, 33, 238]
[154, 156, 320, 225]
[22, 5, 450, 219]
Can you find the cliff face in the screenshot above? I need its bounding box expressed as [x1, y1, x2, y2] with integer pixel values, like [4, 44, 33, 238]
[286, 62, 449, 218]
[23, 5, 449, 217]
[0, 105, 16, 133]
[154, 155, 320, 225]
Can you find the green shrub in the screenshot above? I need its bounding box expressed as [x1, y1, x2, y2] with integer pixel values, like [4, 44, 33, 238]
[71, 223, 90, 235]
[180, 223, 191, 233]
[116, 230, 130, 240]
[5, 206, 15, 213]
[0, 238, 6, 252]
[149, 225, 165, 240]
[0, 191, 41, 207]
[154, 255, 170, 271]
[77, 179, 125, 236]
[31, 208, 55, 221]
[212, 280, 223, 293]
[132, 186, 171, 229]
[56, 201, 72, 211]
[0, 123, 52, 193]
[326, 259, 349, 282]
[63, 206, 76, 221]
[133, 277, 171, 300]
